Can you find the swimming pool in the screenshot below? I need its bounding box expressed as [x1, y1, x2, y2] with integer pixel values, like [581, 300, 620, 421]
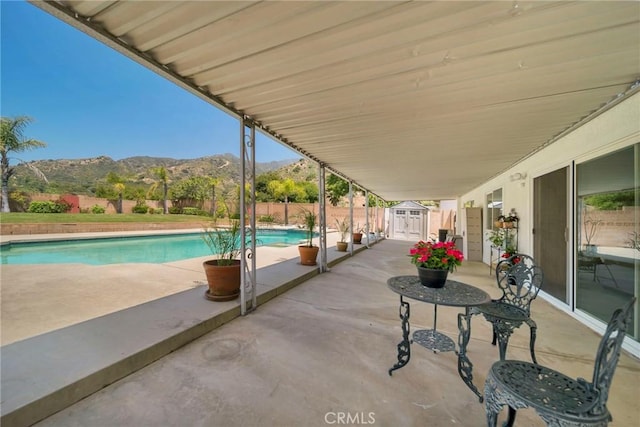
[0, 229, 312, 265]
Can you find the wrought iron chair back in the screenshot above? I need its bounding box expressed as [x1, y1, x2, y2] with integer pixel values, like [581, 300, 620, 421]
[484, 297, 636, 426]
[495, 254, 543, 314]
[589, 296, 636, 417]
[473, 253, 544, 362]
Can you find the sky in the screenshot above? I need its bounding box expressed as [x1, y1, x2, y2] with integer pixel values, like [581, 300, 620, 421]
[0, 1, 301, 163]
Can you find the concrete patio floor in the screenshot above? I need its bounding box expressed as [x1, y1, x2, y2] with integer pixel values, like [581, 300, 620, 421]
[2, 238, 639, 426]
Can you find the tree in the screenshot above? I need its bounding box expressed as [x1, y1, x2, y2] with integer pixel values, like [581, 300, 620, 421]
[207, 177, 220, 216]
[105, 172, 127, 213]
[267, 178, 303, 225]
[148, 166, 170, 214]
[325, 174, 349, 206]
[298, 181, 319, 203]
[255, 170, 282, 201]
[170, 176, 212, 209]
[0, 116, 47, 212]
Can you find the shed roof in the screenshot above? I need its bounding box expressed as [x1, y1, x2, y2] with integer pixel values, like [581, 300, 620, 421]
[390, 201, 429, 210]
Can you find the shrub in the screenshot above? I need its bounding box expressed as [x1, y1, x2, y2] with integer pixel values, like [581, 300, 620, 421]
[258, 214, 275, 223]
[150, 208, 163, 214]
[9, 191, 30, 211]
[27, 200, 70, 213]
[132, 204, 149, 214]
[91, 205, 106, 214]
[168, 206, 182, 214]
[182, 207, 200, 215]
[53, 198, 73, 213]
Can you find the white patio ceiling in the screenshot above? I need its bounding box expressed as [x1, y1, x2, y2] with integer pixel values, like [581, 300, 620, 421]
[33, 1, 640, 201]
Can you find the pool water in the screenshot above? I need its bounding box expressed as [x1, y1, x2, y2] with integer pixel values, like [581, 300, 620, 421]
[0, 229, 312, 265]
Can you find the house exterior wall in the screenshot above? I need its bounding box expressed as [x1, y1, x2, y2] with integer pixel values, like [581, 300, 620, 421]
[459, 92, 639, 261]
[458, 91, 640, 355]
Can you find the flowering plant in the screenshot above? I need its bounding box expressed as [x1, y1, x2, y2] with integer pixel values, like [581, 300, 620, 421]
[501, 246, 521, 264]
[409, 241, 464, 272]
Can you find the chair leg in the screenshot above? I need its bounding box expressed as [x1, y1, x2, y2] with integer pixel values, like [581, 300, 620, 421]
[504, 406, 517, 427]
[486, 408, 499, 427]
[525, 318, 538, 364]
[491, 325, 498, 346]
[493, 324, 513, 361]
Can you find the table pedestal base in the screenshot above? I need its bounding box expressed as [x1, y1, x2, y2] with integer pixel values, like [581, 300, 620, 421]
[413, 329, 456, 353]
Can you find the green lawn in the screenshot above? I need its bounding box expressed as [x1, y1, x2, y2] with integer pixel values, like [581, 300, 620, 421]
[0, 213, 211, 224]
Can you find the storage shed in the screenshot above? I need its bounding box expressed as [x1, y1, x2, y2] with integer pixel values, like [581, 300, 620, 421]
[389, 201, 430, 241]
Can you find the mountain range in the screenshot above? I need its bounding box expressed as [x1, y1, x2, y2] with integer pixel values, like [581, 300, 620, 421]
[13, 154, 308, 195]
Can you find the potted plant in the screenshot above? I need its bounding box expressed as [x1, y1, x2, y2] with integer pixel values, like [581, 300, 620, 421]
[501, 209, 519, 228]
[487, 229, 505, 248]
[409, 240, 464, 288]
[298, 208, 319, 265]
[500, 245, 521, 267]
[352, 223, 364, 244]
[335, 217, 350, 252]
[201, 218, 242, 301]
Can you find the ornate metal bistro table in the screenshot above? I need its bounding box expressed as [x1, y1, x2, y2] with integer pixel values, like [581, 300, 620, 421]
[387, 275, 491, 401]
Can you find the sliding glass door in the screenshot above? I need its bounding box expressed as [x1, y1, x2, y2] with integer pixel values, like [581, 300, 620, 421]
[534, 167, 569, 303]
[576, 144, 638, 339]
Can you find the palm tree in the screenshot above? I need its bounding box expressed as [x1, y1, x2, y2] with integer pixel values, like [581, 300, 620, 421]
[113, 182, 125, 214]
[0, 116, 47, 212]
[149, 166, 170, 214]
[208, 177, 220, 217]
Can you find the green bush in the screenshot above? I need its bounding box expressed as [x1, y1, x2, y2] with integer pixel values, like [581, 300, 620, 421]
[54, 198, 73, 213]
[258, 214, 275, 223]
[230, 212, 241, 220]
[182, 207, 199, 215]
[132, 204, 149, 214]
[150, 208, 163, 214]
[28, 200, 69, 213]
[168, 206, 182, 214]
[181, 207, 209, 216]
[91, 205, 106, 214]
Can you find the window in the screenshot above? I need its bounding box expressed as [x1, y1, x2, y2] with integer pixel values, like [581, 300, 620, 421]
[486, 188, 503, 230]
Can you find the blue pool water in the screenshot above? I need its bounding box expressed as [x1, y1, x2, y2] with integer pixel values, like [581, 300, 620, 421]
[0, 229, 312, 265]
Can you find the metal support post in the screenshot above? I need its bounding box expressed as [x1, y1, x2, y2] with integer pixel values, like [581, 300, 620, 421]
[318, 164, 328, 272]
[349, 181, 354, 256]
[240, 117, 257, 315]
[364, 190, 370, 248]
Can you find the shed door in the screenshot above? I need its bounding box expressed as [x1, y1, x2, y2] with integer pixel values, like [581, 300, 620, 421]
[393, 209, 408, 239]
[408, 210, 422, 239]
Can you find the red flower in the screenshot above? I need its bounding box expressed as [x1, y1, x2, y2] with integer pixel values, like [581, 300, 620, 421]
[409, 240, 464, 272]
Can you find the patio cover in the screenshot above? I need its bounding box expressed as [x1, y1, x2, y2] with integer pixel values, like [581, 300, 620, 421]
[31, 0, 640, 201]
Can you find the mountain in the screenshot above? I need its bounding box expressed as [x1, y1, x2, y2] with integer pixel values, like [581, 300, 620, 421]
[12, 154, 303, 195]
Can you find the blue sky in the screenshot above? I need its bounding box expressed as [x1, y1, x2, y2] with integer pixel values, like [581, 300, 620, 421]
[1, 1, 300, 163]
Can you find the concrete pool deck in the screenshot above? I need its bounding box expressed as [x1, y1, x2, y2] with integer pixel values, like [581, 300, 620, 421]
[0, 228, 348, 345]
[1, 236, 639, 426]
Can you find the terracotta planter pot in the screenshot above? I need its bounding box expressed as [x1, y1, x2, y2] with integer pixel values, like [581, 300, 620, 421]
[336, 241, 348, 252]
[502, 222, 514, 229]
[298, 245, 319, 265]
[352, 232, 363, 244]
[203, 259, 241, 301]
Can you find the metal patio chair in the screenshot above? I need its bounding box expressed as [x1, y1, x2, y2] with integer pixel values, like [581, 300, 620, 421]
[484, 297, 635, 426]
[473, 254, 543, 363]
